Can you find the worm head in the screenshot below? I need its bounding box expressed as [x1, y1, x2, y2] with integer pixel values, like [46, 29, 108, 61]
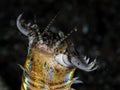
[17, 14, 77, 54]
[17, 14, 98, 71]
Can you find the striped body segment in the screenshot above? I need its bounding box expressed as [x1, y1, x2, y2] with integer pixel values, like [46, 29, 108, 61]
[21, 48, 75, 90]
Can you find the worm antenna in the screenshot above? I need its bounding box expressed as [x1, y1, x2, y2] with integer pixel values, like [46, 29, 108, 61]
[54, 27, 78, 48]
[36, 26, 43, 44]
[43, 11, 60, 33]
[31, 24, 43, 44]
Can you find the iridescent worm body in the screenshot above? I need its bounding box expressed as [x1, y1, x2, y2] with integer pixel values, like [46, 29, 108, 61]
[17, 14, 98, 90]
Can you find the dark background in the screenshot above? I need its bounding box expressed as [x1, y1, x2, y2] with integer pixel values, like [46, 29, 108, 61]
[0, 0, 120, 90]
